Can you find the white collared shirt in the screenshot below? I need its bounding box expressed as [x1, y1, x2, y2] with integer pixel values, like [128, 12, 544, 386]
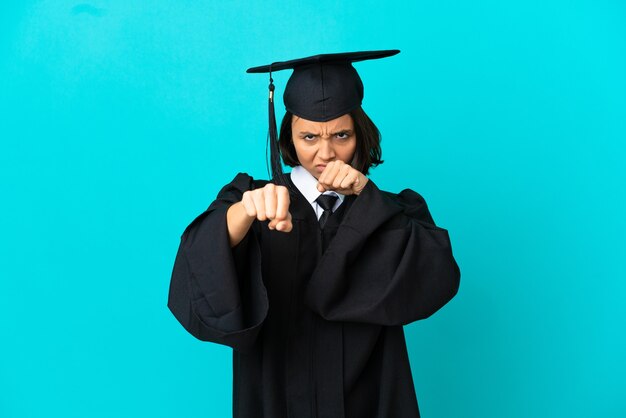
[290, 165, 345, 221]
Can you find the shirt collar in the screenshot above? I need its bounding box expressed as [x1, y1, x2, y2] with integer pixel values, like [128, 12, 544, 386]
[290, 165, 346, 205]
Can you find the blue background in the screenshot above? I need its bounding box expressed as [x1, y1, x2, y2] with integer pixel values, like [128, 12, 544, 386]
[1, 1, 625, 417]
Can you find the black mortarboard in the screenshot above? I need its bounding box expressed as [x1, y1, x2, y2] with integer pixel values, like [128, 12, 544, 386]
[246, 49, 400, 184]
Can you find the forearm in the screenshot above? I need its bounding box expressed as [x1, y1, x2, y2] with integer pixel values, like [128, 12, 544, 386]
[305, 180, 460, 325]
[227, 201, 255, 247]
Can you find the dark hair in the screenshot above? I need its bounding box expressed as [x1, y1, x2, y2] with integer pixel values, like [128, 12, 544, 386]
[277, 106, 384, 176]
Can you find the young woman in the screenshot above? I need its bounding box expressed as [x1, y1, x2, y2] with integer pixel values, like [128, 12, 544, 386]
[168, 50, 461, 418]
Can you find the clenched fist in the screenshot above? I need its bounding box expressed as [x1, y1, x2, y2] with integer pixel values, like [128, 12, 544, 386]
[241, 183, 293, 232]
[316, 160, 369, 195]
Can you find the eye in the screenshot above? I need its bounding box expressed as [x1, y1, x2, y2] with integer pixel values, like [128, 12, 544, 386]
[303, 134, 317, 141]
[335, 131, 351, 140]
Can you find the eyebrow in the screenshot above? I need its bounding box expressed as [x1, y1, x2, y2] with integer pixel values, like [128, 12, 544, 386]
[298, 129, 354, 136]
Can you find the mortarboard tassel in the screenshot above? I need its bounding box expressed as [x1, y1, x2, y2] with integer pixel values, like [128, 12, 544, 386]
[266, 65, 287, 187]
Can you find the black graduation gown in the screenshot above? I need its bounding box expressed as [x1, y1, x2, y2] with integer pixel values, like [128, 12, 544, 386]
[167, 172, 461, 418]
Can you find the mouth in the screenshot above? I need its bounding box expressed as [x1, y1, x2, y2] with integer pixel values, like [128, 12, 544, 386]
[315, 164, 327, 172]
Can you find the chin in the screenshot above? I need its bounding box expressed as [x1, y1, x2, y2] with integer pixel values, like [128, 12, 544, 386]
[304, 167, 319, 179]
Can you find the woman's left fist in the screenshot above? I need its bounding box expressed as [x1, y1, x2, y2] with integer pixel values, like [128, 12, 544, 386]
[316, 160, 369, 195]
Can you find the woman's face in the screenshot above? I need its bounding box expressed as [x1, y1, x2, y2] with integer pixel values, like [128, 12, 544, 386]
[291, 113, 357, 179]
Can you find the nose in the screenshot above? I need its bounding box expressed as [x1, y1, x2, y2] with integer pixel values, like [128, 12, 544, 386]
[317, 138, 336, 161]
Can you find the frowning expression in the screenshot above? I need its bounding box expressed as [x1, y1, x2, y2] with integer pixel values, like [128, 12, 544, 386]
[291, 113, 357, 179]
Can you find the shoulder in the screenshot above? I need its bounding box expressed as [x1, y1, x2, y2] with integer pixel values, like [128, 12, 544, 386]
[215, 172, 269, 199]
[379, 186, 435, 225]
[381, 187, 426, 209]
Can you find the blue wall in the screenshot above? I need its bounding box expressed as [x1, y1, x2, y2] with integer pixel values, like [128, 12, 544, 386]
[1, 1, 624, 417]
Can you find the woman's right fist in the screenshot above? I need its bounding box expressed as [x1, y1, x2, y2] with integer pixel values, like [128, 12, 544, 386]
[241, 183, 293, 232]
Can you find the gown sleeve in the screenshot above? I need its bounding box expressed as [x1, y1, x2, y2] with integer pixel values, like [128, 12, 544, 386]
[167, 172, 268, 352]
[304, 179, 461, 326]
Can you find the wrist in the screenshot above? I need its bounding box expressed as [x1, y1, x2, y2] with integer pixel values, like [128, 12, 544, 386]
[228, 201, 255, 224]
[354, 175, 369, 195]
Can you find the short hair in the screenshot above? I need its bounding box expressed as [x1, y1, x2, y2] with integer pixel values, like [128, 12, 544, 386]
[277, 106, 384, 176]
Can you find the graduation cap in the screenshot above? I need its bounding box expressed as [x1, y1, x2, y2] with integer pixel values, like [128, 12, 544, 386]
[246, 49, 400, 184]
